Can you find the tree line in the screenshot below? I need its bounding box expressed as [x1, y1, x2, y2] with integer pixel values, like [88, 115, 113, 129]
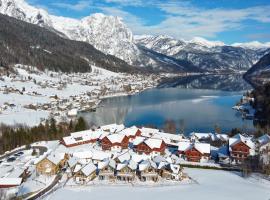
[0, 117, 87, 154]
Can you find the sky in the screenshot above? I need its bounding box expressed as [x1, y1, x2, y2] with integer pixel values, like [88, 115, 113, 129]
[27, 0, 270, 44]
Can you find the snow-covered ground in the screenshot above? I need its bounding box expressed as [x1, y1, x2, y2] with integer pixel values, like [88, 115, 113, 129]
[0, 65, 159, 126]
[46, 168, 270, 200]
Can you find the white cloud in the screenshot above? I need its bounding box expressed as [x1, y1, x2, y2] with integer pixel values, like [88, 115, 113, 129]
[100, 1, 270, 40]
[52, 0, 92, 11]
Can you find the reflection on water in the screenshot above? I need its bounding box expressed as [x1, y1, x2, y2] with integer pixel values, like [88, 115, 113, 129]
[81, 75, 254, 135]
[158, 74, 252, 91]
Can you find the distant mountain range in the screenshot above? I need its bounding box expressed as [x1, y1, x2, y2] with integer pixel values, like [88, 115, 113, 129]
[0, 0, 270, 73]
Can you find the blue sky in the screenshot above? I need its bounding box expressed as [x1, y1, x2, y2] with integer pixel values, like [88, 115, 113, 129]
[27, 0, 270, 44]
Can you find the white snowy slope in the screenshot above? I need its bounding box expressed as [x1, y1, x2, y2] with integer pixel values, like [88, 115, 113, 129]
[0, 0, 141, 65]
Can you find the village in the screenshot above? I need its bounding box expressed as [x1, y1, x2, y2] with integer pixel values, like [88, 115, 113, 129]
[0, 65, 165, 126]
[0, 123, 270, 199]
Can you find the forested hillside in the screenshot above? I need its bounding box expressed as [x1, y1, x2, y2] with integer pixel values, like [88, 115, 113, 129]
[0, 13, 136, 73]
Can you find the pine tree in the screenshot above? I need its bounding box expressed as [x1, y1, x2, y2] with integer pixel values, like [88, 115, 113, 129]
[74, 117, 87, 132]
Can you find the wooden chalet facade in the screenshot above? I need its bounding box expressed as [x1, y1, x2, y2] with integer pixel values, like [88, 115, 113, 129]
[230, 141, 251, 162]
[135, 139, 166, 155]
[185, 147, 205, 162]
[36, 154, 67, 176]
[101, 135, 129, 151]
[116, 165, 135, 182]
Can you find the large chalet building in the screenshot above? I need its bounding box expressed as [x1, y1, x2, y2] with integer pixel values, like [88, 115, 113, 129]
[229, 134, 255, 163]
[101, 134, 129, 151]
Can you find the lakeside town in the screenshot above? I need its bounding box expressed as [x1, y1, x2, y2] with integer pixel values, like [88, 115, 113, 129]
[0, 65, 163, 126]
[0, 123, 270, 199]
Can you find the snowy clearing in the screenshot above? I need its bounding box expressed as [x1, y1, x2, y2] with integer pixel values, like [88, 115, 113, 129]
[46, 168, 270, 200]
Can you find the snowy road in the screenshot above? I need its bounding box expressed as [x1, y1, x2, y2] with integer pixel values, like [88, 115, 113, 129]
[46, 168, 270, 200]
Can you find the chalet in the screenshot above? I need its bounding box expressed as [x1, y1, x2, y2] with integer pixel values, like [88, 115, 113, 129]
[138, 160, 158, 182]
[119, 126, 142, 142]
[229, 134, 255, 163]
[116, 160, 137, 182]
[98, 159, 116, 181]
[134, 138, 166, 155]
[61, 130, 103, 147]
[184, 143, 211, 162]
[74, 162, 97, 184]
[152, 132, 185, 149]
[101, 134, 129, 151]
[36, 153, 67, 175]
[158, 162, 182, 181]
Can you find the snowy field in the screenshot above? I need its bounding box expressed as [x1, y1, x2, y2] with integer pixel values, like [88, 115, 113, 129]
[46, 168, 270, 200]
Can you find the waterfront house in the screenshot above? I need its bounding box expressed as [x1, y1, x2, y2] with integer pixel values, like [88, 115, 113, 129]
[119, 126, 142, 142]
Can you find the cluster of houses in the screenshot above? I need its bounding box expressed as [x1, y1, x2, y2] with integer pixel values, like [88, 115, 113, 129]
[0, 65, 160, 121]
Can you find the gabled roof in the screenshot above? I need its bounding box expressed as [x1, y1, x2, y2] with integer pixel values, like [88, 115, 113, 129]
[190, 132, 211, 139]
[140, 127, 160, 137]
[128, 160, 138, 170]
[144, 138, 164, 149]
[115, 151, 131, 163]
[116, 161, 128, 171]
[68, 157, 78, 168]
[106, 134, 127, 144]
[119, 127, 140, 137]
[73, 151, 92, 159]
[100, 124, 125, 133]
[46, 153, 65, 165]
[81, 162, 96, 177]
[97, 160, 110, 170]
[193, 143, 211, 154]
[138, 160, 157, 171]
[132, 136, 145, 146]
[178, 141, 192, 152]
[229, 134, 255, 150]
[169, 164, 181, 174]
[91, 150, 111, 161]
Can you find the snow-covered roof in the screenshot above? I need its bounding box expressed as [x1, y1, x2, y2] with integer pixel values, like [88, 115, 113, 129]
[115, 151, 131, 163]
[100, 124, 125, 133]
[229, 134, 255, 150]
[140, 127, 160, 137]
[132, 136, 145, 146]
[257, 134, 270, 146]
[47, 153, 65, 165]
[92, 151, 111, 161]
[131, 154, 150, 163]
[67, 157, 78, 168]
[81, 162, 96, 177]
[169, 164, 181, 174]
[178, 141, 192, 151]
[106, 134, 127, 144]
[190, 132, 211, 139]
[138, 160, 157, 171]
[152, 155, 166, 164]
[153, 132, 184, 143]
[73, 151, 92, 159]
[119, 127, 140, 137]
[194, 143, 211, 154]
[97, 160, 109, 170]
[73, 164, 83, 173]
[0, 178, 22, 186]
[144, 138, 164, 149]
[128, 160, 137, 170]
[116, 161, 128, 171]
[6, 168, 25, 178]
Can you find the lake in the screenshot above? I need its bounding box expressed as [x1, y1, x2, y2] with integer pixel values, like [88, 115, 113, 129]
[81, 74, 254, 135]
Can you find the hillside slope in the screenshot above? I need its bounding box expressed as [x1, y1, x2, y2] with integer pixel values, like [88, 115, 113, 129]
[244, 53, 270, 86]
[0, 13, 135, 73]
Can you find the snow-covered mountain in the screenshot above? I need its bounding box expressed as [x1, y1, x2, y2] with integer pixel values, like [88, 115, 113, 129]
[1, 0, 270, 73]
[136, 35, 270, 72]
[0, 0, 196, 71]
